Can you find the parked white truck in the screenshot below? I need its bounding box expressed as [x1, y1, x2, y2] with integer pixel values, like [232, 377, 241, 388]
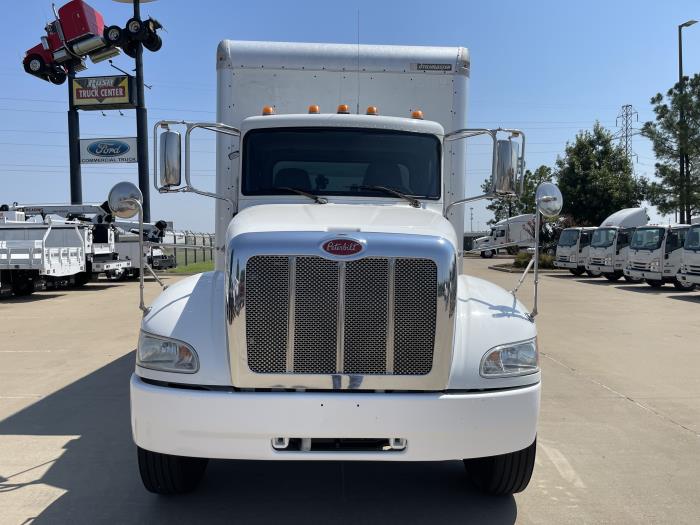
[678, 224, 700, 287]
[585, 208, 648, 281]
[624, 224, 695, 289]
[473, 214, 535, 258]
[0, 211, 85, 296]
[108, 41, 564, 496]
[554, 226, 599, 276]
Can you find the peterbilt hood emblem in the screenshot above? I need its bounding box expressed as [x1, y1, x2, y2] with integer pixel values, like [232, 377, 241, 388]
[322, 238, 363, 256]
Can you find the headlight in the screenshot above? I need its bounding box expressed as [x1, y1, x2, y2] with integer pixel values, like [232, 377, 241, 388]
[649, 259, 660, 271]
[137, 332, 199, 373]
[569, 255, 576, 262]
[604, 257, 612, 265]
[480, 339, 539, 378]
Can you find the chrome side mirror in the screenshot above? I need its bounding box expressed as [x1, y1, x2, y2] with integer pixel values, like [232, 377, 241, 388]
[159, 130, 182, 189]
[536, 182, 563, 217]
[107, 181, 143, 219]
[494, 139, 519, 195]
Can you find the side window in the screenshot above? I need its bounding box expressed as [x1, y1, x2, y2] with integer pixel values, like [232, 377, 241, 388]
[618, 231, 629, 249]
[580, 231, 591, 248]
[496, 229, 506, 238]
[665, 231, 678, 253]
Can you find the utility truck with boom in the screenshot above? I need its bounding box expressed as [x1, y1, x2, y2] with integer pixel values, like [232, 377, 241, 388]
[624, 224, 695, 289]
[585, 208, 648, 281]
[473, 214, 535, 258]
[107, 41, 563, 496]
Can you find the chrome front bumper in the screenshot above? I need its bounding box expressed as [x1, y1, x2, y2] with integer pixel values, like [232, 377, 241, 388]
[624, 268, 661, 281]
[131, 374, 539, 461]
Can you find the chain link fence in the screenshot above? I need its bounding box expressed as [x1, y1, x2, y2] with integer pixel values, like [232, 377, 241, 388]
[162, 231, 215, 267]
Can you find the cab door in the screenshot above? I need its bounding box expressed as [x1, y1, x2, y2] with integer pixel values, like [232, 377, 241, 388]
[663, 229, 685, 276]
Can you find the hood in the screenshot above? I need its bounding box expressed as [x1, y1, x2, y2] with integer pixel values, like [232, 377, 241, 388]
[228, 203, 458, 248]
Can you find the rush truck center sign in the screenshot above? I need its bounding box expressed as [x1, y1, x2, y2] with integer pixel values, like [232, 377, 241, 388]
[71, 75, 137, 110]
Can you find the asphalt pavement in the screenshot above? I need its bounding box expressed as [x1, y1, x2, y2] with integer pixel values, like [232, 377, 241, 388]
[0, 260, 698, 524]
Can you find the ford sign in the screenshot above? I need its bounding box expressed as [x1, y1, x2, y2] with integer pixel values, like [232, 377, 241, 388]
[87, 140, 130, 157]
[80, 137, 137, 164]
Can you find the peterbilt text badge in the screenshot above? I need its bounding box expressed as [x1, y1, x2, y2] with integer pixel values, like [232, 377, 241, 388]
[322, 239, 364, 256]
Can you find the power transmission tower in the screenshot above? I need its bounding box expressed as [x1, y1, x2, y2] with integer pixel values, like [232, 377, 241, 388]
[615, 104, 639, 163]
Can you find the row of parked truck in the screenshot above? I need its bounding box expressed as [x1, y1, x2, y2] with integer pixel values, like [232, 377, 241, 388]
[0, 204, 175, 297]
[554, 207, 700, 290]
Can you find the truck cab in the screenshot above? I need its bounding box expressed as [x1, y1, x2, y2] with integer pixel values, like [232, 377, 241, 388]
[678, 224, 700, 287]
[108, 41, 564, 497]
[585, 208, 648, 281]
[624, 225, 695, 290]
[554, 226, 597, 276]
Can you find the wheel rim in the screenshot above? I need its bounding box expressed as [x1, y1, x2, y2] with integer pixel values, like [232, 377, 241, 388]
[108, 28, 120, 41]
[29, 59, 41, 72]
[128, 20, 141, 33]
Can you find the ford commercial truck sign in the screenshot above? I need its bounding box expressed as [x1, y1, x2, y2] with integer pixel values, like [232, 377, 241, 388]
[80, 137, 137, 164]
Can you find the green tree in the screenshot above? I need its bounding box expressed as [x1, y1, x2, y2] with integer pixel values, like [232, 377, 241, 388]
[555, 122, 645, 225]
[641, 73, 700, 223]
[481, 165, 554, 224]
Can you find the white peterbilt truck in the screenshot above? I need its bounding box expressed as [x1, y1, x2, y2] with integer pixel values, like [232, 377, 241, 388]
[585, 208, 648, 282]
[107, 41, 563, 496]
[473, 214, 535, 258]
[678, 223, 700, 287]
[624, 224, 695, 290]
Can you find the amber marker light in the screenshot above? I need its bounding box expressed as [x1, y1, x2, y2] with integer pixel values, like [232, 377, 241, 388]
[337, 104, 350, 114]
[411, 109, 424, 119]
[262, 106, 276, 116]
[308, 104, 320, 114]
[366, 106, 379, 115]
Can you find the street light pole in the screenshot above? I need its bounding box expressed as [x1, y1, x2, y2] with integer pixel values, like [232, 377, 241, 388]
[678, 19, 697, 225]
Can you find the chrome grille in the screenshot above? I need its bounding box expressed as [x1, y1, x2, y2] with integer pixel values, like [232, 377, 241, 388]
[244, 256, 437, 376]
[557, 255, 569, 262]
[245, 256, 288, 373]
[688, 264, 700, 275]
[293, 257, 338, 374]
[393, 259, 437, 375]
[590, 257, 606, 265]
[632, 261, 650, 271]
[343, 259, 389, 374]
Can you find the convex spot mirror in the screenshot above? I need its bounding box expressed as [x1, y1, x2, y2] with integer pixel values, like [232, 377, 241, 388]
[535, 182, 563, 218]
[108, 181, 143, 219]
[159, 130, 182, 189]
[494, 139, 520, 195]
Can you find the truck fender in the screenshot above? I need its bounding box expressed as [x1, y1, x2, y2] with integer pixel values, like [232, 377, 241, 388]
[139, 271, 232, 385]
[447, 275, 539, 390]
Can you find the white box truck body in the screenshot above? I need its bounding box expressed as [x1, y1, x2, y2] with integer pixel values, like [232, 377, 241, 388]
[585, 208, 648, 281]
[128, 41, 543, 496]
[624, 224, 695, 289]
[472, 214, 535, 258]
[678, 224, 700, 286]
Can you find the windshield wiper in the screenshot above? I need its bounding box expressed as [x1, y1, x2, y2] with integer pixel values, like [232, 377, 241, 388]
[275, 186, 327, 204]
[357, 185, 421, 208]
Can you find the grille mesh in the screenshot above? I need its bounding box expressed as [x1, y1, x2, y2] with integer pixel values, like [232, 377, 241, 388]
[293, 257, 338, 374]
[343, 259, 389, 374]
[245, 256, 289, 373]
[245, 255, 437, 376]
[393, 259, 437, 375]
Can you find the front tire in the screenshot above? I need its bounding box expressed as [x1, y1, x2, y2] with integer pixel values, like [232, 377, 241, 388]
[137, 447, 208, 495]
[645, 279, 664, 288]
[624, 275, 642, 283]
[481, 249, 494, 259]
[586, 270, 602, 277]
[569, 268, 585, 276]
[464, 438, 537, 496]
[673, 279, 696, 291]
[604, 272, 622, 281]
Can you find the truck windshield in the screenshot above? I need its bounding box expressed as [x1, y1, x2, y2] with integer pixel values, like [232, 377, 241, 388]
[591, 228, 616, 248]
[558, 229, 579, 247]
[630, 227, 665, 251]
[242, 128, 441, 199]
[686, 226, 700, 251]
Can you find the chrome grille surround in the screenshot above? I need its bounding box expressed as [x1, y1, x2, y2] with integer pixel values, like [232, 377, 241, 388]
[227, 231, 457, 390]
[631, 261, 650, 271]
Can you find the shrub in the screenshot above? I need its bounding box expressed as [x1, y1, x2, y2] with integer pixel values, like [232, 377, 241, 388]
[513, 252, 555, 269]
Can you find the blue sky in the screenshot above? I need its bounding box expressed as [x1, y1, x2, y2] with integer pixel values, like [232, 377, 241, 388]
[1, 0, 699, 231]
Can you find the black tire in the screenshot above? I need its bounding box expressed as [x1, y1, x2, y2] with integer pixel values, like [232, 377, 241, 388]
[481, 250, 494, 259]
[12, 278, 35, 297]
[49, 70, 66, 85]
[624, 275, 642, 283]
[137, 447, 208, 494]
[126, 17, 145, 38]
[143, 32, 162, 52]
[645, 279, 664, 288]
[586, 270, 602, 277]
[73, 272, 91, 287]
[104, 25, 123, 46]
[604, 272, 622, 281]
[24, 54, 45, 75]
[122, 41, 138, 59]
[464, 438, 537, 496]
[569, 268, 585, 276]
[673, 279, 696, 291]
